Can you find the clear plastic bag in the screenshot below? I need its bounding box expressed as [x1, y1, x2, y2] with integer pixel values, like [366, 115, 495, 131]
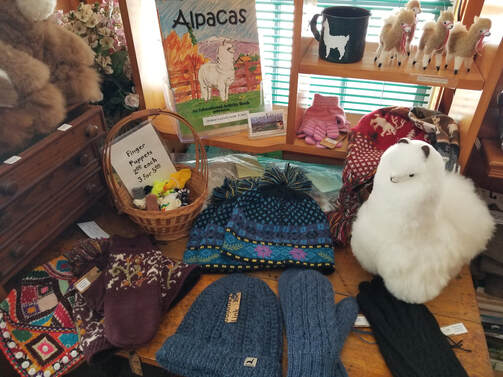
[174, 152, 342, 212]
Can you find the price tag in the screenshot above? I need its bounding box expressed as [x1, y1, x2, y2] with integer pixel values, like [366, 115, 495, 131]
[129, 352, 143, 376]
[75, 267, 102, 293]
[441, 322, 468, 336]
[57, 123, 73, 131]
[3, 156, 21, 165]
[354, 314, 370, 327]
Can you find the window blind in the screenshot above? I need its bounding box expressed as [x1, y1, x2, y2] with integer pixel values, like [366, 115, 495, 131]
[256, 0, 453, 114]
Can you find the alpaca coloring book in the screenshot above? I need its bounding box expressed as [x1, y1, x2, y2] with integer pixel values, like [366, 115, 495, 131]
[155, 0, 265, 140]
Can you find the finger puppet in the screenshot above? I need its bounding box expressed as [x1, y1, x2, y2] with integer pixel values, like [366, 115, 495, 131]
[375, 9, 416, 67]
[446, 17, 492, 74]
[412, 10, 454, 70]
[404, 0, 422, 56]
[158, 193, 182, 212]
[351, 138, 495, 303]
[0, 0, 101, 106]
[151, 169, 192, 197]
[297, 94, 350, 148]
[0, 40, 65, 155]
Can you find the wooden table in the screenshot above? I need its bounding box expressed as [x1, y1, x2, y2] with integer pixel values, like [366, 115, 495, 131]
[27, 200, 494, 377]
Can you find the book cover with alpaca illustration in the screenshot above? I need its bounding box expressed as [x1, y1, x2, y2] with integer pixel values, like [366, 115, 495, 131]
[155, 0, 265, 140]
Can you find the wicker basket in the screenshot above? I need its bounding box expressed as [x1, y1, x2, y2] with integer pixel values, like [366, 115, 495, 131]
[102, 109, 208, 241]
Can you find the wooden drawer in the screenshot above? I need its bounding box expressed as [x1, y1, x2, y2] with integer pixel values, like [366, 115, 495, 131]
[0, 106, 105, 208]
[0, 171, 106, 282]
[0, 145, 100, 236]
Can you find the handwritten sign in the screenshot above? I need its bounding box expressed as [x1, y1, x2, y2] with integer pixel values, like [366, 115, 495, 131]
[110, 123, 176, 195]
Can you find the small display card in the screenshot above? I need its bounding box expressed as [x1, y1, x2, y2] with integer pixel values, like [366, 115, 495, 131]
[248, 110, 286, 139]
[441, 322, 468, 336]
[77, 221, 110, 239]
[110, 123, 176, 195]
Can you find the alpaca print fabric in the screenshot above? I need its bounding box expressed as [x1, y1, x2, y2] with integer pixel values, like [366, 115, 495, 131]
[327, 107, 428, 246]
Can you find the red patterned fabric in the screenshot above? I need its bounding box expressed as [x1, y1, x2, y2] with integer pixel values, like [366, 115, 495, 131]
[327, 107, 427, 246]
[0, 257, 83, 377]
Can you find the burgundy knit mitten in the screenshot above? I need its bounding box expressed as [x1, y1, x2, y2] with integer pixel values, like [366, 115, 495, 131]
[160, 258, 200, 312]
[104, 235, 164, 348]
[65, 238, 111, 315]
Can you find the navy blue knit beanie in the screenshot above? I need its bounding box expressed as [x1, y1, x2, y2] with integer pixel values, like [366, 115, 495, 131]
[156, 274, 283, 377]
[222, 165, 335, 272]
[278, 269, 358, 377]
[184, 177, 263, 271]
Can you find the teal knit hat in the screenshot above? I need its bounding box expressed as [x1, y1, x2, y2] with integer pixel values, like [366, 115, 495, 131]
[156, 274, 283, 377]
[183, 177, 263, 271]
[221, 165, 335, 272]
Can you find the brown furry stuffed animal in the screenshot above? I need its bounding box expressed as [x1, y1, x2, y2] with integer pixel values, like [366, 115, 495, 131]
[446, 17, 492, 74]
[0, 40, 65, 155]
[375, 9, 416, 67]
[0, 0, 101, 106]
[405, 0, 422, 56]
[412, 10, 454, 71]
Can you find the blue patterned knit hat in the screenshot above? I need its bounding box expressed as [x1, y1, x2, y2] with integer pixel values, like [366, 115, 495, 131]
[156, 274, 283, 377]
[184, 177, 263, 271]
[221, 165, 335, 272]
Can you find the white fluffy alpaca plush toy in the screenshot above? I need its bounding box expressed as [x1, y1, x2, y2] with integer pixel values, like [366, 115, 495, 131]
[351, 138, 494, 303]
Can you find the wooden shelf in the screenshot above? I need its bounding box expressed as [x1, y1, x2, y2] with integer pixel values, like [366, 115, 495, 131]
[482, 138, 503, 179]
[299, 38, 485, 90]
[155, 113, 363, 159]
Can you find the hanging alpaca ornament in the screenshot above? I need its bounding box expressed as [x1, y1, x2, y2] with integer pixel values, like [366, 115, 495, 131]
[374, 9, 416, 67]
[446, 17, 491, 74]
[404, 0, 422, 56]
[412, 10, 454, 71]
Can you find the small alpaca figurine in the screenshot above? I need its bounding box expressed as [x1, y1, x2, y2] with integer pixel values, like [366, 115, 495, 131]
[446, 17, 492, 74]
[375, 9, 416, 67]
[198, 40, 235, 102]
[404, 0, 422, 56]
[351, 138, 494, 303]
[322, 19, 350, 60]
[413, 10, 454, 70]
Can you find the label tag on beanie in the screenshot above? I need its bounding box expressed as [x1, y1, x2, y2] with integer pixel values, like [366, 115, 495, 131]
[129, 352, 143, 376]
[441, 322, 468, 336]
[75, 267, 102, 293]
[244, 357, 258, 368]
[225, 292, 241, 323]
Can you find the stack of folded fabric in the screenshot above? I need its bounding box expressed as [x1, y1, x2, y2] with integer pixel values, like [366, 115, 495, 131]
[183, 165, 335, 273]
[65, 236, 200, 364]
[327, 105, 460, 247]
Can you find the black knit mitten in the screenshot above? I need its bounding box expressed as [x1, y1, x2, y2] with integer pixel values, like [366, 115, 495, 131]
[357, 277, 469, 377]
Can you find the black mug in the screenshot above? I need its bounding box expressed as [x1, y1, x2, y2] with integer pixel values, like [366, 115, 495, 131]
[310, 6, 370, 63]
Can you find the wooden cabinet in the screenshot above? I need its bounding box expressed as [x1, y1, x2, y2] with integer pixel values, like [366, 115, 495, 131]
[0, 105, 107, 294]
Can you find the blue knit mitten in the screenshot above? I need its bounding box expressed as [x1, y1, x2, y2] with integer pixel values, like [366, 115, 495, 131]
[278, 269, 358, 377]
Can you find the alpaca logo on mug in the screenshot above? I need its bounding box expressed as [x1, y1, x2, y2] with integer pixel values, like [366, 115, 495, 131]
[310, 6, 370, 63]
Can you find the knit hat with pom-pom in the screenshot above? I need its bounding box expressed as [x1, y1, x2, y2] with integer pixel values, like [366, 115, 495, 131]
[221, 164, 334, 272]
[183, 177, 263, 271]
[156, 274, 283, 377]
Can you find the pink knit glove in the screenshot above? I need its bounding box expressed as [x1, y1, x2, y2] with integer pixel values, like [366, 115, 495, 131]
[297, 94, 350, 148]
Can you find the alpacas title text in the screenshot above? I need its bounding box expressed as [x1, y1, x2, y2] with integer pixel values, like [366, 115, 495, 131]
[172, 9, 247, 29]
